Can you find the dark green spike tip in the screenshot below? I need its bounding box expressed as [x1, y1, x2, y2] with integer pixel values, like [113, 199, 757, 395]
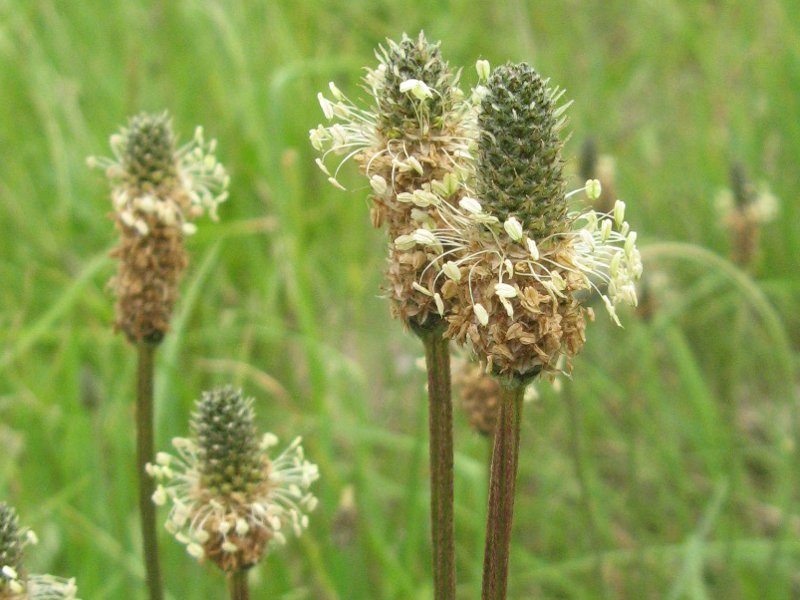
[476, 63, 568, 237]
[192, 386, 265, 495]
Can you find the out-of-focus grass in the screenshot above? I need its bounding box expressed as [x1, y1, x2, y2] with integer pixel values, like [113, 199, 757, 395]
[0, 0, 798, 598]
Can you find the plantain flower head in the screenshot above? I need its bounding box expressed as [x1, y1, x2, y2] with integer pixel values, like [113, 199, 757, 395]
[714, 162, 778, 267]
[88, 112, 229, 343]
[148, 387, 319, 573]
[0, 503, 79, 600]
[397, 63, 642, 379]
[311, 32, 476, 328]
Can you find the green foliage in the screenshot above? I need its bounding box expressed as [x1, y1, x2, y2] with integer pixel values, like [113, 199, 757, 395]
[0, 0, 798, 598]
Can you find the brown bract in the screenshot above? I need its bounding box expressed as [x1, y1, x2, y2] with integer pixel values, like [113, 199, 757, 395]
[359, 139, 465, 329]
[110, 209, 188, 344]
[725, 210, 761, 267]
[454, 359, 500, 436]
[444, 239, 589, 379]
[190, 460, 276, 573]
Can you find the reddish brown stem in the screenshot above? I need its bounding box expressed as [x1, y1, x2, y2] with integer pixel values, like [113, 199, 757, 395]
[420, 327, 456, 599]
[482, 378, 525, 600]
[136, 342, 163, 600]
[228, 570, 250, 600]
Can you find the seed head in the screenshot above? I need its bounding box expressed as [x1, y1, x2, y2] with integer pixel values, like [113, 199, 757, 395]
[715, 162, 779, 267]
[476, 63, 568, 237]
[0, 504, 79, 599]
[454, 361, 500, 436]
[311, 33, 476, 330]
[390, 65, 642, 379]
[89, 112, 228, 344]
[149, 386, 319, 573]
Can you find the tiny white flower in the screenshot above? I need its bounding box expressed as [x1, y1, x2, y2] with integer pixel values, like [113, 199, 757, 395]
[369, 175, 387, 195]
[600, 218, 612, 242]
[614, 200, 626, 228]
[314, 158, 330, 176]
[396, 192, 415, 203]
[609, 251, 622, 279]
[500, 296, 514, 318]
[134, 219, 150, 236]
[412, 282, 433, 296]
[152, 486, 167, 506]
[550, 271, 566, 292]
[411, 189, 438, 207]
[476, 59, 491, 81]
[2, 565, 18, 579]
[472, 85, 489, 102]
[406, 156, 424, 175]
[328, 81, 343, 100]
[579, 228, 595, 250]
[585, 178, 602, 200]
[434, 293, 444, 315]
[327, 177, 346, 191]
[317, 93, 334, 119]
[526, 237, 539, 260]
[261, 432, 279, 449]
[503, 216, 524, 241]
[625, 231, 637, 257]
[473, 303, 489, 326]
[495, 283, 517, 298]
[442, 261, 461, 282]
[459, 197, 483, 214]
[399, 78, 433, 100]
[412, 229, 438, 246]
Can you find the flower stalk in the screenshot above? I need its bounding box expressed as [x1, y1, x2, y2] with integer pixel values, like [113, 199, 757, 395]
[417, 325, 456, 599]
[228, 570, 249, 600]
[481, 378, 525, 600]
[148, 386, 318, 592]
[136, 341, 163, 600]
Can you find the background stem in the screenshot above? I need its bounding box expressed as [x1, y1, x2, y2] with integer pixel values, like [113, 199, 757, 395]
[420, 328, 456, 599]
[136, 341, 163, 600]
[229, 570, 250, 600]
[482, 378, 525, 600]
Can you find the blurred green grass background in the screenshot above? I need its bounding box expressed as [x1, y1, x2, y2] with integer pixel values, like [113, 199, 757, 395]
[1, 0, 799, 597]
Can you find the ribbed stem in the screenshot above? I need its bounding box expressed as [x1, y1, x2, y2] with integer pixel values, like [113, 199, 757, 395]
[136, 342, 163, 600]
[228, 570, 250, 600]
[419, 326, 456, 599]
[482, 378, 525, 600]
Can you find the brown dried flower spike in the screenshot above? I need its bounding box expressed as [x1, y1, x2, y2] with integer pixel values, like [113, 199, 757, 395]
[88, 112, 229, 344]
